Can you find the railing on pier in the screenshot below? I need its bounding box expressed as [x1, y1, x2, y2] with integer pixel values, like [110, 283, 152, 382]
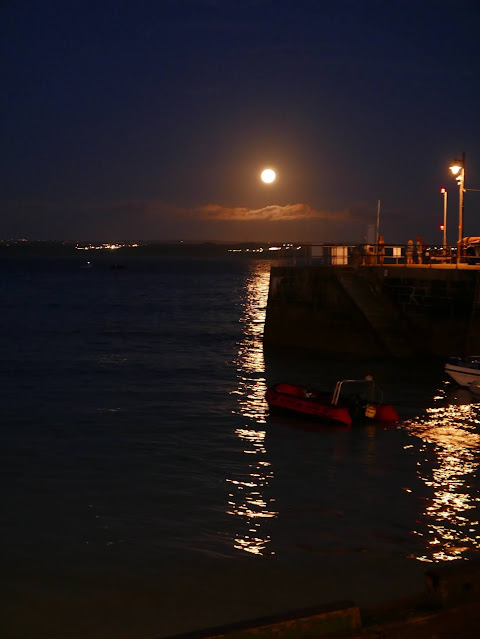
[284, 243, 480, 268]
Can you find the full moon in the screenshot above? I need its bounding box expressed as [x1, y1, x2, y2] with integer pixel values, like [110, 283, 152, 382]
[261, 168, 276, 183]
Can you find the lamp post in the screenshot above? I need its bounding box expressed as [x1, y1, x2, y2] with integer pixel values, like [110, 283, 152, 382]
[440, 188, 447, 248]
[449, 153, 465, 259]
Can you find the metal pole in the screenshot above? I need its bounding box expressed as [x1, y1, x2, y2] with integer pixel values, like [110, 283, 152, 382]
[376, 199, 381, 239]
[441, 188, 447, 247]
[461, 151, 465, 241]
[456, 152, 465, 264]
[458, 178, 462, 244]
[443, 189, 447, 248]
[375, 199, 380, 254]
[459, 175, 464, 241]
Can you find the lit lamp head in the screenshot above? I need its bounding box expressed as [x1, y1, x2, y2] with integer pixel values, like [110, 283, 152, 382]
[449, 160, 465, 186]
[448, 155, 465, 250]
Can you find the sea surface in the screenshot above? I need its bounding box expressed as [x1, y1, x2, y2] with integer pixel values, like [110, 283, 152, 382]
[1, 255, 480, 637]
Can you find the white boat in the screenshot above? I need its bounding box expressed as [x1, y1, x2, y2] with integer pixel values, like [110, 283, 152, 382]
[445, 356, 480, 387]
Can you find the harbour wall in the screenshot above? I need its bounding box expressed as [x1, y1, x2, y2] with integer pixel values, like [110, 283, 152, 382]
[263, 265, 480, 358]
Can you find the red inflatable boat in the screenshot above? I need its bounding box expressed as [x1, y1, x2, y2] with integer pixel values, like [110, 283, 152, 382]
[265, 377, 399, 427]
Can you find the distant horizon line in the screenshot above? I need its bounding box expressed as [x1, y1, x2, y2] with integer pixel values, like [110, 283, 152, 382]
[0, 238, 362, 246]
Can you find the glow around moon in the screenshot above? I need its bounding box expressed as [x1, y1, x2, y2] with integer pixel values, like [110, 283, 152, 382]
[261, 168, 276, 183]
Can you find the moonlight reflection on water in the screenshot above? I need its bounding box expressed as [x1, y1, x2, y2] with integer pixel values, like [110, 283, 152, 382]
[404, 386, 480, 562]
[228, 263, 277, 555]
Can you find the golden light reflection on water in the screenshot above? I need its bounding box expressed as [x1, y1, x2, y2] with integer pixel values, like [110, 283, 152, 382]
[227, 263, 278, 555]
[404, 385, 480, 562]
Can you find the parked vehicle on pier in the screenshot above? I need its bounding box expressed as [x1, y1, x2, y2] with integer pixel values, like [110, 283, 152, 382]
[265, 376, 399, 427]
[463, 237, 480, 265]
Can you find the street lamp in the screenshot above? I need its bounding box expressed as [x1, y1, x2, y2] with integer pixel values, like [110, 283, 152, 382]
[440, 188, 447, 248]
[449, 152, 465, 254]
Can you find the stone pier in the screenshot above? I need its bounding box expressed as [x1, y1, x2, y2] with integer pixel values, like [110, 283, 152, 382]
[263, 264, 480, 358]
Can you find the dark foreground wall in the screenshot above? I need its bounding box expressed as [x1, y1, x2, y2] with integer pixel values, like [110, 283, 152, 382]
[263, 265, 480, 358]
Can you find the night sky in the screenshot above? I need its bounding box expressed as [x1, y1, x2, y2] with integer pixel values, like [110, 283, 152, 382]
[2, 0, 480, 244]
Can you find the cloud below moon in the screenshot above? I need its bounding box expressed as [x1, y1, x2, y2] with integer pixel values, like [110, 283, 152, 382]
[1, 198, 379, 241]
[184, 202, 372, 222]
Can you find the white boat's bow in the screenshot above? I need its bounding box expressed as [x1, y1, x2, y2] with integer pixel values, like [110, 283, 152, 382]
[445, 356, 480, 387]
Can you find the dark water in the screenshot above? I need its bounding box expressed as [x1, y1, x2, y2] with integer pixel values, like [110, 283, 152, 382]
[1, 255, 480, 636]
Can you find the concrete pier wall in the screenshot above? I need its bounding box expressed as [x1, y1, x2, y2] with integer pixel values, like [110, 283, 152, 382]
[263, 265, 480, 358]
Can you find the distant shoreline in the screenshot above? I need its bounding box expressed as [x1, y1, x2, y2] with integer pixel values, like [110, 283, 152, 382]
[0, 240, 297, 258]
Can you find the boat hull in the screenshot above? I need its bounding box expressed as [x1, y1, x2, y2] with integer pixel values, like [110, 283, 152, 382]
[265, 383, 398, 427]
[445, 358, 480, 387]
[265, 387, 352, 426]
[470, 381, 480, 395]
